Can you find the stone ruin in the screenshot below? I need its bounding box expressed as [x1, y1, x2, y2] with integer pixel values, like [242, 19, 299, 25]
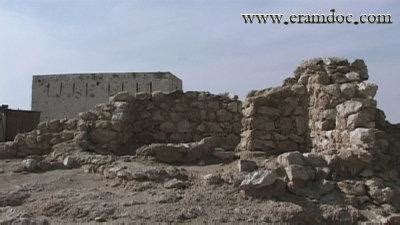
[1, 57, 400, 224]
[238, 58, 400, 179]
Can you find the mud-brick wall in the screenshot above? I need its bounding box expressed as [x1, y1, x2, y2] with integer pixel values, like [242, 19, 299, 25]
[237, 85, 309, 155]
[82, 91, 243, 154]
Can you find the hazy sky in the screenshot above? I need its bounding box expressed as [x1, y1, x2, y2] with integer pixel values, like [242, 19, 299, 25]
[0, 0, 399, 123]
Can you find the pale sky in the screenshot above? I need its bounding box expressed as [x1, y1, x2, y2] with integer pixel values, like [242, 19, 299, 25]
[0, 0, 399, 123]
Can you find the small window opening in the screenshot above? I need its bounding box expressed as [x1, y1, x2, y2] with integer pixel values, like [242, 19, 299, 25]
[72, 83, 76, 94]
[85, 83, 88, 96]
[136, 83, 139, 92]
[107, 83, 111, 96]
[59, 82, 63, 95]
[122, 83, 125, 91]
[46, 83, 50, 96]
[149, 82, 153, 93]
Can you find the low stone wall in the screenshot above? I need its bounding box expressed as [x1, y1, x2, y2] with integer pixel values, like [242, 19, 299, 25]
[4, 118, 78, 157]
[73, 91, 242, 155]
[4, 91, 242, 157]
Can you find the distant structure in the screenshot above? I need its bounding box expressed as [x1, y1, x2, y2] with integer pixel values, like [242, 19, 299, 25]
[32, 72, 182, 121]
[0, 105, 41, 142]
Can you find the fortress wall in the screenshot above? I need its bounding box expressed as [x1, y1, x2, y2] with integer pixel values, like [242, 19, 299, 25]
[32, 72, 182, 121]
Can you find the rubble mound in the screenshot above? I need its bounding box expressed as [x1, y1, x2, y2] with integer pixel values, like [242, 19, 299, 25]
[1, 57, 400, 224]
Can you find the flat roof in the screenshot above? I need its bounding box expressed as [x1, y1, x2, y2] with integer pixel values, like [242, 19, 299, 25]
[33, 72, 181, 81]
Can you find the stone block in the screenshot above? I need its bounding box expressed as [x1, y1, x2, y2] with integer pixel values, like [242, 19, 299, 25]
[345, 72, 362, 81]
[110, 91, 131, 102]
[159, 121, 176, 133]
[239, 169, 277, 190]
[347, 111, 375, 129]
[349, 128, 376, 145]
[227, 102, 240, 113]
[237, 160, 258, 172]
[277, 151, 306, 167]
[276, 140, 298, 152]
[340, 83, 357, 98]
[336, 99, 376, 118]
[177, 120, 191, 133]
[257, 106, 281, 117]
[357, 81, 378, 99]
[216, 109, 232, 122]
[284, 164, 314, 182]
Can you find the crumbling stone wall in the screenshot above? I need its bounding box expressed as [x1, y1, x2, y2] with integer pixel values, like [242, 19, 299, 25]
[5, 91, 242, 157]
[3, 118, 78, 157]
[238, 57, 399, 177]
[237, 85, 309, 155]
[293, 58, 377, 153]
[82, 91, 242, 155]
[290, 58, 392, 176]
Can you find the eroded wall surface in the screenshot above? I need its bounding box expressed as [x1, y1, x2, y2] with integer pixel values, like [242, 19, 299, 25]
[238, 57, 399, 177]
[9, 91, 242, 156]
[238, 85, 309, 155]
[84, 91, 243, 154]
[32, 72, 182, 121]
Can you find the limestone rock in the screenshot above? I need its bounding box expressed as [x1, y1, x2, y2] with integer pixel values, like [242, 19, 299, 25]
[227, 102, 239, 113]
[159, 121, 175, 133]
[336, 100, 364, 118]
[284, 164, 314, 183]
[345, 72, 362, 81]
[347, 112, 375, 129]
[237, 160, 258, 172]
[368, 187, 394, 205]
[164, 179, 188, 189]
[203, 174, 223, 185]
[319, 204, 360, 224]
[136, 137, 222, 163]
[315, 167, 331, 179]
[22, 159, 38, 172]
[239, 169, 277, 190]
[337, 180, 366, 196]
[340, 83, 357, 98]
[212, 148, 235, 162]
[349, 128, 375, 146]
[320, 179, 335, 195]
[110, 91, 132, 102]
[79, 111, 98, 121]
[350, 59, 368, 80]
[277, 151, 306, 167]
[62, 156, 77, 168]
[303, 153, 326, 167]
[116, 170, 134, 181]
[357, 81, 378, 99]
